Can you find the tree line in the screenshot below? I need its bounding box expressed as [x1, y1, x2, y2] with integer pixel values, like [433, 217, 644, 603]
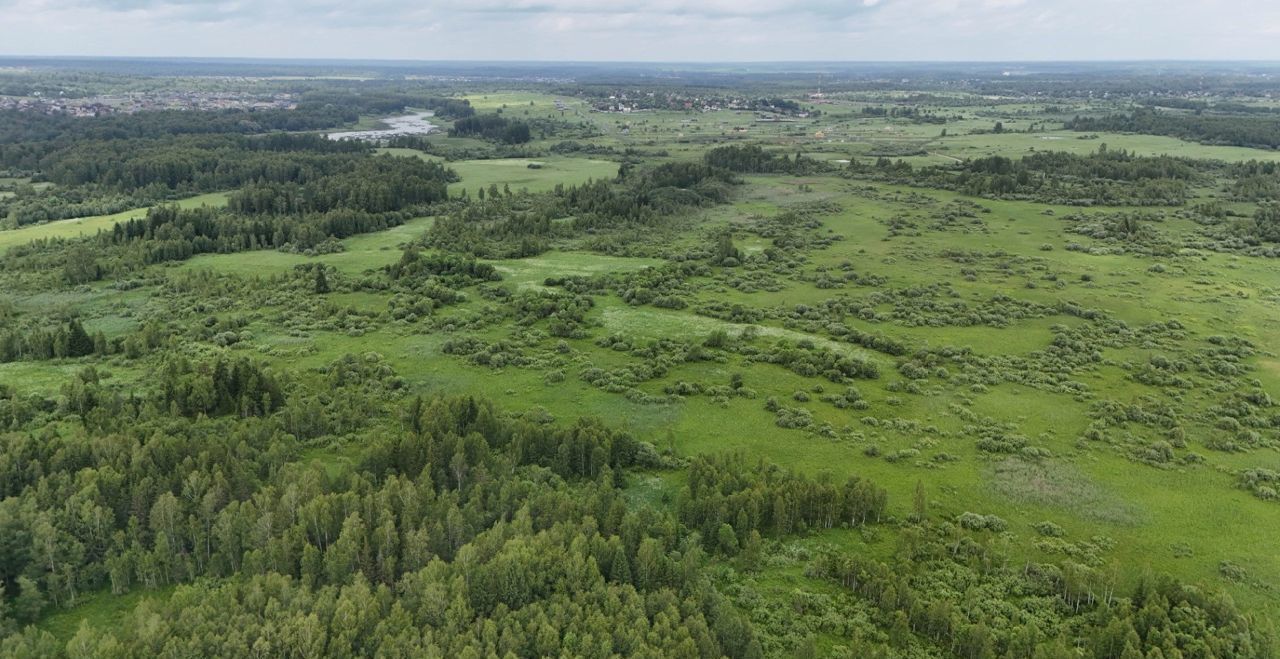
[1066, 108, 1280, 150]
[704, 144, 827, 175]
[449, 114, 533, 144]
[852, 147, 1204, 206]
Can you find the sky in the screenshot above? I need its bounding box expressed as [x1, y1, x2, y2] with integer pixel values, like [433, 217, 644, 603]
[0, 0, 1277, 62]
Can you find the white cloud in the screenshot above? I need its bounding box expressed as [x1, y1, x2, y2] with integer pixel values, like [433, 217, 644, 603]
[0, 0, 1276, 60]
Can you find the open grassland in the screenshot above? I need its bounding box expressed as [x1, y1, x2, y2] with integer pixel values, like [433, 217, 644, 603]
[448, 156, 618, 194]
[377, 144, 618, 194]
[462, 91, 563, 110]
[490, 252, 662, 288]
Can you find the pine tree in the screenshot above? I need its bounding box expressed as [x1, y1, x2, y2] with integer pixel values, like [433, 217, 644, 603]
[66, 320, 95, 357]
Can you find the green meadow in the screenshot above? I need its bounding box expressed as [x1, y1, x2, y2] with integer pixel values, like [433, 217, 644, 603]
[448, 157, 618, 194]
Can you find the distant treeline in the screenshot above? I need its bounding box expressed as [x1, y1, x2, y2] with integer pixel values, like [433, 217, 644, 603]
[1066, 108, 1280, 150]
[0, 91, 473, 172]
[859, 105, 948, 124]
[1140, 97, 1280, 115]
[1, 134, 452, 227]
[299, 91, 474, 120]
[0, 106, 351, 150]
[0, 92, 473, 152]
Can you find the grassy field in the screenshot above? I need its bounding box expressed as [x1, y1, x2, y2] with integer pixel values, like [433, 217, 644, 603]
[448, 157, 618, 194]
[462, 91, 567, 112]
[375, 146, 619, 194]
[489, 251, 662, 288]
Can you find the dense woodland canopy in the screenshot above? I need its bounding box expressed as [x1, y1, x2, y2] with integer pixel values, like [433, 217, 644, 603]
[450, 114, 534, 144]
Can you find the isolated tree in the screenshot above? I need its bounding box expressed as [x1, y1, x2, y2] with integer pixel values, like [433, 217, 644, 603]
[713, 232, 742, 266]
[314, 266, 331, 294]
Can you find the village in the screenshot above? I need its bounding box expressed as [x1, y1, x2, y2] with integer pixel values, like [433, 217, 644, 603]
[586, 89, 819, 117]
[0, 90, 296, 117]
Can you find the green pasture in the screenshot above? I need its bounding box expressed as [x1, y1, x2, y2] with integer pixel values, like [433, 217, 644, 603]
[449, 157, 618, 195]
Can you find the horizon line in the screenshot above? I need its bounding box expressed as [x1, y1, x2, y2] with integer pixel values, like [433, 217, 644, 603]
[3, 55, 1280, 66]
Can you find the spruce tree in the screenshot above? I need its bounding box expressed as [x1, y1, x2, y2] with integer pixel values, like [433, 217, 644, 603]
[66, 320, 95, 357]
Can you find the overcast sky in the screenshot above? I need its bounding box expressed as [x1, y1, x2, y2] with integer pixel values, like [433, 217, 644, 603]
[1, 0, 1277, 62]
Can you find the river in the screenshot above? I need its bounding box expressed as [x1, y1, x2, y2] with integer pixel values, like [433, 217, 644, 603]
[326, 111, 438, 141]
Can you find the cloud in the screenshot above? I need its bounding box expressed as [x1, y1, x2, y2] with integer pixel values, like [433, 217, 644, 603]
[19, 0, 888, 25]
[0, 0, 1277, 61]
